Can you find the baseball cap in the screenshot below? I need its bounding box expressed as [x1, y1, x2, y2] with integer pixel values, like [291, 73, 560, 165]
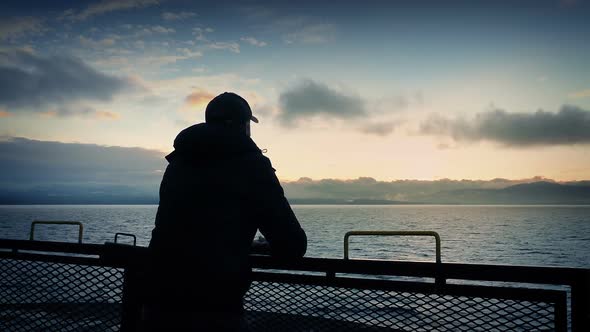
[205, 92, 259, 124]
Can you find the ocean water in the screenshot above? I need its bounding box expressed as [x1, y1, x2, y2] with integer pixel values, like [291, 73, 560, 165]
[0, 204, 589, 268]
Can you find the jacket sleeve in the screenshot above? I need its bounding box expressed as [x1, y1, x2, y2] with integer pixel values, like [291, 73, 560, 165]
[248, 156, 307, 259]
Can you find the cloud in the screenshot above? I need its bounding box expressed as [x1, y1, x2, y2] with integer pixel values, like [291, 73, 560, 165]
[63, 0, 160, 21]
[283, 23, 336, 44]
[184, 89, 215, 108]
[38, 105, 120, 120]
[259, 14, 336, 44]
[0, 137, 165, 182]
[95, 111, 120, 119]
[0, 49, 136, 113]
[133, 48, 202, 67]
[208, 42, 241, 53]
[0, 137, 165, 202]
[568, 89, 590, 99]
[419, 105, 590, 146]
[176, 48, 203, 58]
[148, 56, 188, 65]
[79, 35, 117, 48]
[359, 122, 397, 136]
[162, 11, 196, 20]
[278, 79, 365, 124]
[151, 25, 175, 34]
[192, 27, 214, 41]
[0, 16, 44, 40]
[240, 37, 267, 47]
[282, 176, 578, 201]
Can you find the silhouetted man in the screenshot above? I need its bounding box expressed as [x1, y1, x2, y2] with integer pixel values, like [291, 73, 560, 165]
[147, 92, 307, 331]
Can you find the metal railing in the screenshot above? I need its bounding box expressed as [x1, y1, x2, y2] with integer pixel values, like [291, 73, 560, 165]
[29, 221, 84, 243]
[0, 237, 588, 331]
[344, 230, 442, 262]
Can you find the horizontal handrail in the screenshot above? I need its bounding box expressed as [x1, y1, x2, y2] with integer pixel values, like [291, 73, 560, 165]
[0, 238, 104, 255]
[1, 238, 586, 286]
[344, 231, 442, 263]
[29, 221, 84, 243]
[249, 255, 590, 286]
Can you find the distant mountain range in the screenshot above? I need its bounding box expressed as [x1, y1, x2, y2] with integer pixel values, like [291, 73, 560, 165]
[420, 181, 590, 204]
[1, 181, 589, 205]
[288, 198, 414, 205]
[289, 182, 590, 205]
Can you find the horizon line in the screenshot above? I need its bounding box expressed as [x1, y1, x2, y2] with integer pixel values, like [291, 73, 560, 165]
[278, 176, 590, 183]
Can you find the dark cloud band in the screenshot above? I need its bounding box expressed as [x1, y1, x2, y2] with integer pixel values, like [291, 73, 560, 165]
[0, 50, 134, 113]
[278, 79, 365, 124]
[0, 137, 165, 187]
[420, 105, 590, 146]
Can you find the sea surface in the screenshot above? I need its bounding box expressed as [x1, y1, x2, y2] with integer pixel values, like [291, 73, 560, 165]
[1, 204, 589, 268]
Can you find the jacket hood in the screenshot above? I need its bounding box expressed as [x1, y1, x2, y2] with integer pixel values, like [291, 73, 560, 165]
[166, 123, 261, 163]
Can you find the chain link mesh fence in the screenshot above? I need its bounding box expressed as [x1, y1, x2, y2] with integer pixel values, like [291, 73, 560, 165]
[244, 279, 559, 332]
[0, 258, 123, 332]
[0, 253, 569, 332]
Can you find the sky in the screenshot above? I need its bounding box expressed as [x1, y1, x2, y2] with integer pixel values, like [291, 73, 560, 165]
[1, 0, 590, 185]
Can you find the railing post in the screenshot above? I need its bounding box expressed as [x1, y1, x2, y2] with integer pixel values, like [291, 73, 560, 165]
[344, 231, 446, 286]
[120, 267, 143, 332]
[343, 231, 442, 263]
[29, 221, 84, 243]
[571, 270, 590, 332]
[554, 291, 568, 332]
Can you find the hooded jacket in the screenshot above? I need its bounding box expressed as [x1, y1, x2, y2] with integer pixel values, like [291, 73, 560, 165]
[148, 123, 307, 309]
